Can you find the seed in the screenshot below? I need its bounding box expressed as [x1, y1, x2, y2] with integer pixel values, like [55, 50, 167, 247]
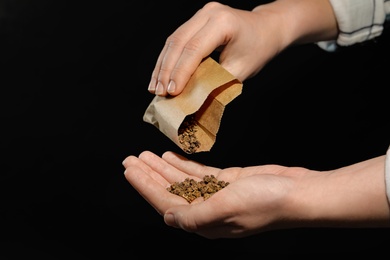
[178, 114, 201, 154]
[167, 175, 229, 203]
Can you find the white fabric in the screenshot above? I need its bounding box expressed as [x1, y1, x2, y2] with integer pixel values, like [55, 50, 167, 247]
[318, 0, 390, 51]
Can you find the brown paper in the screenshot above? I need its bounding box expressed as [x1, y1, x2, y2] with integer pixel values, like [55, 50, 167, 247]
[143, 57, 243, 153]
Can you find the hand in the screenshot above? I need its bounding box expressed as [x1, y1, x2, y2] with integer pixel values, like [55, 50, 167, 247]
[147, 0, 338, 97]
[147, 2, 286, 97]
[123, 151, 303, 239]
[122, 151, 389, 239]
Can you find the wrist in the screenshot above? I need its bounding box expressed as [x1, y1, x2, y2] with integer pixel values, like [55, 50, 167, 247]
[253, 0, 338, 47]
[289, 156, 390, 228]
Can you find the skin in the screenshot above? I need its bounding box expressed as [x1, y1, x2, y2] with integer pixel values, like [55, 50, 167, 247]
[147, 0, 338, 96]
[123, 0, 390, 238]
[123, 151, 389, 239]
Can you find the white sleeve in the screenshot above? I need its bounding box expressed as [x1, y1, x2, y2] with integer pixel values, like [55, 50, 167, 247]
[386, 145, 390, 206]
[318, 0, 390, 51]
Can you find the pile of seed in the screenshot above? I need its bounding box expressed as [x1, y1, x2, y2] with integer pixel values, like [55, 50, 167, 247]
[167, 175, 229, 203]
[178, 114, 201, 154]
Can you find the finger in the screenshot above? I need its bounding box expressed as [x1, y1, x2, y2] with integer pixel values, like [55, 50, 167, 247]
[150, 2, 234, 97]
[165, 12, 233, 96]
[148, 7, 210, 96]
[161, 151, 220, 179]
[122, 152, 170, 187]
[147, 46, 167, 95]
[138, 150, 195, 183]
[167, 24, 230, 96]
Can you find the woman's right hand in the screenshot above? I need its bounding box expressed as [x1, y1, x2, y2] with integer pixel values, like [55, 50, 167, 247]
[147, 1, 287, 97]
[147, 0, 338, 97]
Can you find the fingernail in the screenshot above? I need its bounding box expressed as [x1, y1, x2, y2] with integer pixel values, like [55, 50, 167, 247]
[167, 80, 176, 94]
[148, 78, 157, 92]
[155, 81, 164, 96]
[164, 213, 177, 227]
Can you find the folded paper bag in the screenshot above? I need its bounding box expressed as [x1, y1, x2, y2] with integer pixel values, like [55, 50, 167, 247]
[143, 57, 243, 153]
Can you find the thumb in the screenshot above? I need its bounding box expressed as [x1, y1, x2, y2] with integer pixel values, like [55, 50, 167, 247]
[164, 211, 180, 229]
[163, 205, 193, 231]
[163, 202, 215, 232]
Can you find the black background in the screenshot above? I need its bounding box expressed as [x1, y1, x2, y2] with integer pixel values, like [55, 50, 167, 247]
[1, 0, 390, 257]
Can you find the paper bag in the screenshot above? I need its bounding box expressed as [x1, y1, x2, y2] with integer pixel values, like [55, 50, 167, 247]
[143, 57, 243, 153]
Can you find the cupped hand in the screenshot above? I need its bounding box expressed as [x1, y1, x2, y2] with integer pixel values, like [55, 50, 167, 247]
[122, 150, 316, 239]
[148, 1, 286, 97]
